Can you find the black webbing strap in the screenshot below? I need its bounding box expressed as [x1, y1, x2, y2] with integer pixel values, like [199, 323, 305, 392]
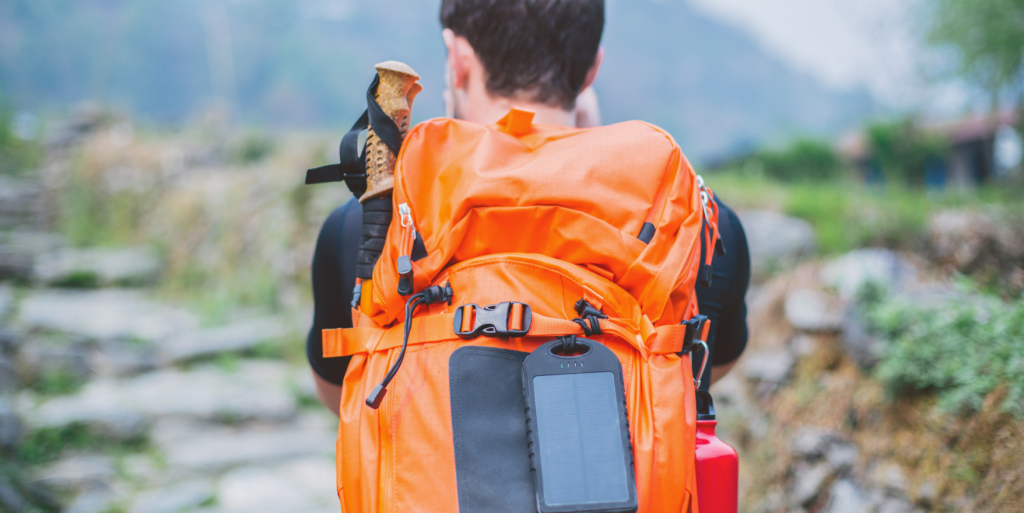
[304, 74, 404, 196]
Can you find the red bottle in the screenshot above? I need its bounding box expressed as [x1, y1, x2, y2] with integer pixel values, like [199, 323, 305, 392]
[694, 391, 738, 513]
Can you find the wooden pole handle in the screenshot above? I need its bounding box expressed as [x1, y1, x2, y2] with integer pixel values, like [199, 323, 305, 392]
[360, 61, 422, 202]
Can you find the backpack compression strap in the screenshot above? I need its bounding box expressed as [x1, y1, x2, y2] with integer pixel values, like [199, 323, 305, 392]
[321, 310, 690, 360]
[304, 74, 405, 194]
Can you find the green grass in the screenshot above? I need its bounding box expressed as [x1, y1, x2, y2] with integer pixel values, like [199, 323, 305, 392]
[705, 170, 1023, 255]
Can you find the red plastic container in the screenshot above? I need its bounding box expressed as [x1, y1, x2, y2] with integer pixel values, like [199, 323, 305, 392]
[694, 419, 738, 513]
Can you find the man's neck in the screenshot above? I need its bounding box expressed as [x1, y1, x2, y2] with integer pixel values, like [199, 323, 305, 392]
[457, 88, 576, 127]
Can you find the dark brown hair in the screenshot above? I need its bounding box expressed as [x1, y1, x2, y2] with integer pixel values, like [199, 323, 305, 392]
[440, 0, 604, 109]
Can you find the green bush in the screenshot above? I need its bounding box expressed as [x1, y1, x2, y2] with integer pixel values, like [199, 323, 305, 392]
[867, 287, 1024, 417]
[746, 138, 844, 183]
[864, 117, 947, 186]
[0, 98, 41, 175]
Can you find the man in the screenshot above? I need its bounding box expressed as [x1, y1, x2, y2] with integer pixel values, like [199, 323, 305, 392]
[308, 0, 749, 415]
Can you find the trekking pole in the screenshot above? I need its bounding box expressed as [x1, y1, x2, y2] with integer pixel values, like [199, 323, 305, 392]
[354, 62, 421, 312]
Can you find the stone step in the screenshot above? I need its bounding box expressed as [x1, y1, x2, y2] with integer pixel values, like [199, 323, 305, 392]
[33, 247, 161, 287]
[19, 360, 298, 436]
[19, 289, 198, 343]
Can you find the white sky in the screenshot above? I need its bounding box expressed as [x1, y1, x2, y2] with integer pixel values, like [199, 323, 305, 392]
[684, 0, 969, 113]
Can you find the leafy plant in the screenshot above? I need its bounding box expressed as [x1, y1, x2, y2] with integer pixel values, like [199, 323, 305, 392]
[867, 287, 1024, 417]
[0, 94, 41, 175]
[743, 138, 845, 183]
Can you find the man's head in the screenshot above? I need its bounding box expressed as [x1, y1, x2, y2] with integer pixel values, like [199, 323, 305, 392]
[440, 0, 604, 126]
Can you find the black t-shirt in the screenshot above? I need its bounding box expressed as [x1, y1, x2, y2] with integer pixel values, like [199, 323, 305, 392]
[307, 196, 750, 387]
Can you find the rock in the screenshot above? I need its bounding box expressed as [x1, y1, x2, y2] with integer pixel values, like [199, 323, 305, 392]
[928, 210, 1022, 270]
[824, 479, 872, 513]
[129, 479, 215, 513]
[0, 475, 27, 513]
[19, 289, 198, 342]
[33, 247, 162, 287]
[31, 456, 116, 491]
[791, 461, 833, 507]
[15, 336, 93, 385]
[0, 395, 22, 449]
[45, 106, 106, 149]
[737, 210, 816, 278]
[0, 353, 17, 393]
[841, 305, 885, 369]
[915, 479, 938, 504]
[23, 361, 296, 434]
[158, 317, 287, 365]
[871, 462, 910, 495]
[0, 232, 65, 280]
[0, 284, 13, 320]
[785, 288, 842, 332]
[66, 489, 119, 513]
[742, 350, 794, 383]
[160, 415, 334, 471]
[792, 427, 838, 459]
[88, 340, 158, 377]
[789, 334, 817, 358]
[0, 176, 46, 231]
[216, 457, 337, 512]
[824, 442, 859, 471]
[876, 498, 919, 513]
[821, 248, 916, 300]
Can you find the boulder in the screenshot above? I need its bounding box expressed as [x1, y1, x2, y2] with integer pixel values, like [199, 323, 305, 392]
[215, 457, 337, 512]
[33, 247, 161, 287]
[31, 455, 116, 491]
[791, 461, 833, 507]
[742, 349, 794, 383]
[824, 442, 859, 471]
[736, 210, 816, 278]
[161, 424, 335, 471]
[824, 479, 872, 513]
[928, 210, 1022, 271]
[19, 289, 198, 343]
[791, 427, 839, 459]
[0, 395, 22, 449]
[129, 479, 215, 513]
[0, 176, 46, 231]
[821, 248, 915, 301]
[66, 489, 120, 513]
[157, 317, 287, 365]
[0, 284, 13, 320]
[21, 361, 296, 434]
[840, 305, 885, 370]
[0, 232, 65, 280]
[785, 288, 842, 332]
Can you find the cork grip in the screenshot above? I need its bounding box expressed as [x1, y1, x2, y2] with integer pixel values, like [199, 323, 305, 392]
[360, 61, 422, 202]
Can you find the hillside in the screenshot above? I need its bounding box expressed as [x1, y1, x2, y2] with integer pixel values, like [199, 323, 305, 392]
[0, 0, 873, 162]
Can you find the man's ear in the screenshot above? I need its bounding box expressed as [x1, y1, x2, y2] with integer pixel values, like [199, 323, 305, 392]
[580, 46, 604, 91]
[443, 28, 471, 91]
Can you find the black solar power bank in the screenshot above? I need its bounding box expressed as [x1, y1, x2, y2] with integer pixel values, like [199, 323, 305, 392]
[522, 337, 637, 513]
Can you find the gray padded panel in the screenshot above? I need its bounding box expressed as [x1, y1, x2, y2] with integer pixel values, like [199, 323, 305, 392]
[449, 346, 535, 513]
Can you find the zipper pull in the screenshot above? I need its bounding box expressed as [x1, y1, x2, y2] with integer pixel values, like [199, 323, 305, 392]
[695, 176, 715, 287]
[396, 203, 415, 296]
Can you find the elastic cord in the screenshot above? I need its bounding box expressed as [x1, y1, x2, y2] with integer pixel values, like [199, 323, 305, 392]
[376, 293, 425, 390]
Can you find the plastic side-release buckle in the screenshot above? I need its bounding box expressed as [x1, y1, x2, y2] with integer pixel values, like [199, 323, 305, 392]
[453, 302, 532, 338]
[681, 314, 709, 354]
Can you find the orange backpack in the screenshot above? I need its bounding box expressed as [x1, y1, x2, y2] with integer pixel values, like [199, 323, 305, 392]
[321, 108, 719, 513]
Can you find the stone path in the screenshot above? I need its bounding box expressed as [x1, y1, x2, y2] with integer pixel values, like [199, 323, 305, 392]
[1, 173, 340, 513]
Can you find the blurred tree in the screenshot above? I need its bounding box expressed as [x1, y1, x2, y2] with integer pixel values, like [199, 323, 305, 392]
[927, 0, 1024, 118]
[865, 117, 946, 186]
[752, 138, 844, 182]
